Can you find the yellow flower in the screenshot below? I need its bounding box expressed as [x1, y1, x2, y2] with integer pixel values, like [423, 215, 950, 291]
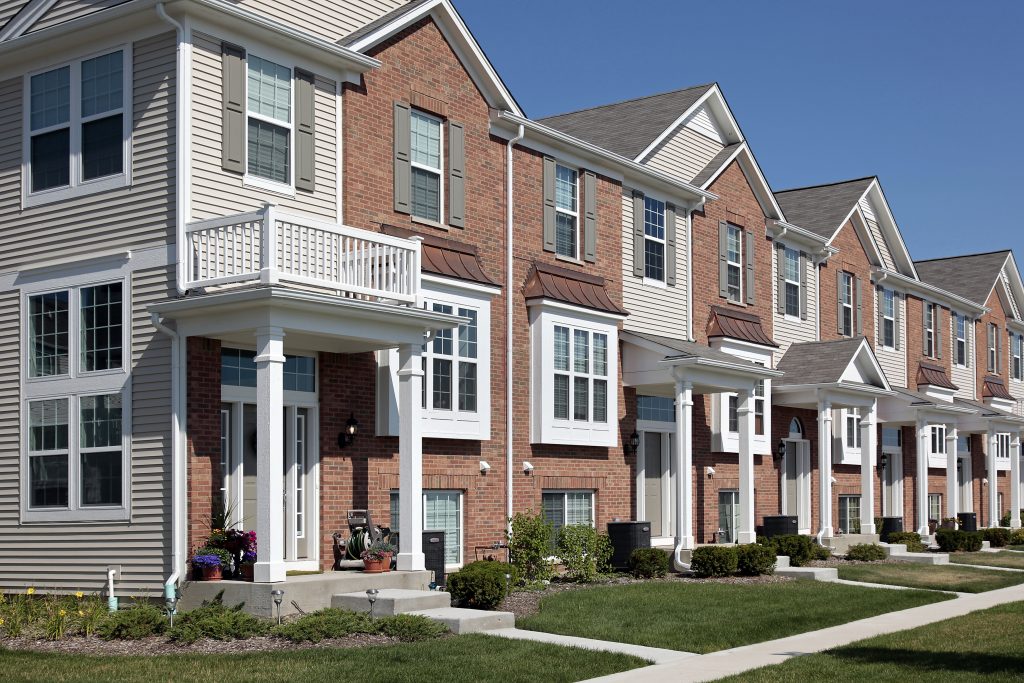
[0, 617, 5, 626]
[59, 609, 66, 617]
[77, 610, 84, 618]
[75, 591, 84, 599]
[26, 587, 35, 595]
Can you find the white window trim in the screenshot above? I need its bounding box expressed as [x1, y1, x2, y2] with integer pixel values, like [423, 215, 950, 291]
[995, 432, 1012, 471]
[782, 246, 801, 320]
[22, 44, 133, 208]
[243, 53, 296, 196]
[924, 303, 936, 358]
[955, 313, 969, 368]
[840, 272, 854, 337]
[21, 267, 131, 523]
[988, 323, 998, 373]
[554, 163, 579, 260]
[881, 289, 896, 349]
[643, 196, 667, 284]
[1012, 333, 1023, 381]
[391, 489, 464, 569]
[927, 424, 948, 469]
[928, 493, 942, 522]
[410, 109, 444, 224]
[709, 339, 772, 456]
[838, 494, 862, 534]
[529, 302, 619, 447]
[726, 224, 743, 303]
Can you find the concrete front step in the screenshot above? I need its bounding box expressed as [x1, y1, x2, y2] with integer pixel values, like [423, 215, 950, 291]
[827, 534, 881, 554]
[408, 607, 515, 634]
[332, 588, 451, 616]
[776, 566, 838, 581]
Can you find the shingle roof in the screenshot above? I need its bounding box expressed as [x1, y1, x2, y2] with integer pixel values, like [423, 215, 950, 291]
[536, 84, 716, 159]
[913, 251, 1010, 306]
[774, 338, 866, 386]
[625, 331, 768, 370]
[773, 177, 874, 239]
[691, 143, 743, 188]
[338, 0, 433, 47]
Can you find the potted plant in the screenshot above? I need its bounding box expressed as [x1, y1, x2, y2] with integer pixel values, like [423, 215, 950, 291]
[361, 540, 397, 573]
[239, 551, 257, 581]
[192, 553, 225, 581]
[928, 519, 938, 534]
[940, 517, 958, 530]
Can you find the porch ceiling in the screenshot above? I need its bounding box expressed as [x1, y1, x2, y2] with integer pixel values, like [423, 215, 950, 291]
[150, 286, 463, 353]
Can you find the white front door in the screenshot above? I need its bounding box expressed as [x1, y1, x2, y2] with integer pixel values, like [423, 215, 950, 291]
[957, 454, 972, 513]
[883, 450, 903, 517]
[782, 440, 811, 533]
[638, 429, 674, 540]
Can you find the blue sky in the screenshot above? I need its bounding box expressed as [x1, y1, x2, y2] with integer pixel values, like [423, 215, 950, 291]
[455, 0, 1024, 264]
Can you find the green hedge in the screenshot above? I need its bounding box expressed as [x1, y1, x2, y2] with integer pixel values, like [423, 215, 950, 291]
[447, 561, 518, 610]
[736, 543, 776, 576]
[846, 543, 887, 562]
[935, 529, 983, 553]
[757, 535, 817, 566]
[981, 527, 1010, 548]
[629, 548, 669, 578]
[886, 531, 927, 553]
[690, 546, 738, 578]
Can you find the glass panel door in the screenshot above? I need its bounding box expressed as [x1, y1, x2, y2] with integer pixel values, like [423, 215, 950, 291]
[718, 490, 739, 543]
[643, 432, 663, 537]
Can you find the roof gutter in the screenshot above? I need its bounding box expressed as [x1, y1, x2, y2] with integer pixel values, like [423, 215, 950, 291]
[768, 220, 829, 249]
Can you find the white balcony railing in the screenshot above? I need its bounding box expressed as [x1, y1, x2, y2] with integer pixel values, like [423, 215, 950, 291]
[185, 205, 421, 304]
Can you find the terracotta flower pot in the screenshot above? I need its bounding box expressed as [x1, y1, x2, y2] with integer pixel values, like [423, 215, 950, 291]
[363, 553, 393, 573]
[201, 565, 223, 581]
[240, 564, 254, 582]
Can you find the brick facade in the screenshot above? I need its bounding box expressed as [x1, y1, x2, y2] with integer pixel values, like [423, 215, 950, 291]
[186, 337, 222, 555]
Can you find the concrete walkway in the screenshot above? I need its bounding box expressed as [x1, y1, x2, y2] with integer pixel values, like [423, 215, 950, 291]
[580, 583, 1024, 682]
[488, 627, 695, 665]
[948, 562, 1024, 573]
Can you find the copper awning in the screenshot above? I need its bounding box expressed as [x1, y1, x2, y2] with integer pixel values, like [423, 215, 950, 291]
[523, 261, 626, 315]
[707, 306, 777, 347]
[917, 362, 958, 390]
[983, 375, 1013, 400]
[381, 224, 498, 287]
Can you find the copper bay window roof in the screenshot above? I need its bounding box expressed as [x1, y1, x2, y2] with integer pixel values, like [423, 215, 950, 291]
[522, 261, 627, 316]
[381, 224, 498, 287]
[916, 362, 958, 390]
[707, 306, 777, 347]
[982, 375, 1013, 400]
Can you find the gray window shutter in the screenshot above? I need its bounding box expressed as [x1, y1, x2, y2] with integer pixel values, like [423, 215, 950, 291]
[775, 243, 785, 315]
[543, 156, 556, 252]
[718, 221, 729, 298]
[855, 276, 863, 336]
[745, 229, 755, 305]
[799, 252, 808, 320]
[923, 301, 930, 356]
[665, 203, 676, 286]
[894, 292, 901, 350]
[448, 121, 465, 228]
[877, 287, 884, 344]
[221, 42, 246, 174]
[837, 270, 844, 336]
[393, 102, 411, 214]
[997, 327, 1003, 372]
[632, 191, 645, 277]
[294, 69, 315, 192]
[988, 324, 994, 371]
[583, 171, 597, 262]
[936, 307, 943, 360]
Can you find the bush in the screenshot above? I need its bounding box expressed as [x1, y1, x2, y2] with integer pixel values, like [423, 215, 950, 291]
[690, 546, 738, 578]
[168, 600, 269, 644]
[447, 561, 518, 610]
[886, 531, 928, 553]
[935, 529, 984, 553]
[507, 511, 554, 583]
[375, 613, 448, 642]
[96, 603, 167, 640]
[758, 535, 816, 566]
[273, 608, 372, 643]
[736, 543, 776, 576]
[982, 527, 1010, 548]
[1010, 529, 1024, 546]
[846, 544, 887, 562]
[812, 544, 832, 561]
[999, 509, 1024, 527]
[556, 525, 613, 583]
[629, 548, 669, 579]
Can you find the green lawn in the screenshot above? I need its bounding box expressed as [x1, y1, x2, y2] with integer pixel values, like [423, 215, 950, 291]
[837, 563, 1024, 593]
[516, 581, 951, 653]
[1008, 545, 1024, 552]
[0, 634, 646, 683]
[950, 551, 1024, 570]
[721, 601, 1024, 682]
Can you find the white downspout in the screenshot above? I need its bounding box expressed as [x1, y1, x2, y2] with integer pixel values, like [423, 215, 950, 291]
[506, 124, 525, 535]
[156, 2, 190, 295]
[686, 208, 694, 342]
[151, 312, 183, 601]
[107, 568, 118, 612]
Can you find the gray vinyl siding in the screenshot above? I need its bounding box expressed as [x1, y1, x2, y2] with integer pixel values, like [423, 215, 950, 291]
[874, 293, 906, 388]
[26, 0, 130, 33]
[236, 0, 406, 42]
[642, 125, 723, 184]
[0, 31, 175, 273]
[0, 266, 174, 594]
[772, 244, 817, 365]
[190, 32, 338, 222]
[0, 0, 27, 32]
[951, 316, 976, 400]
[859, 198, 896, 272]
[621, 188, 688, 338]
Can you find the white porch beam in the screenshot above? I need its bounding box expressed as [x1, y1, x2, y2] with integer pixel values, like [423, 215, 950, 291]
[916, 418, 930, 536]
[737, 388, 756, 544]
[1012, 432, 1022, 529]
[946, 425, 958, 520]
[254, 326, 286, 583]
[987, 428, 998, 527]
[396, 343, 425, 571]
[859, 400, 877, 535]
[672, 377, 694, 568]
[817, 395, 833, 539]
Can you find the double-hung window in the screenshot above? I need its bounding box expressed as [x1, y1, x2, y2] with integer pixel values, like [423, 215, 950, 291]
[247, 55, 292, 186]
[424, 302, 478, 413]
[26, 49, 128, 204]
[956, 314, 968, 367]
[1014, 334, 1023, 380]
[553, 326, 608, 424]
[783, 247, 800, 317]
[839, 272, 854, 336]
[996, 433, 1011, 460]
[410, 110, 443, 222]
[931, 425, 947, 455]
[881, 289, 896, 348]
[846, 409, 862, 449]
[928, 493, 942, 522]
[24, 280, 128, 521]
[726, 382, 765, 436]
[988, 323, 998, 372]
[643, 197, 666, 282]
[924, 303, 936, 357]
[554, 164, 578, 258]
[726, 225, 743, 302]
[542, 490, 594, 549]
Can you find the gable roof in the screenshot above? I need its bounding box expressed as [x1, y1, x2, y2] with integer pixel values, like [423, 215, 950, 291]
[774, 337, 889, 391]
[691, 143, 743, 188]
[773, 177, 875, 240]
[913, 251, 1012, 307]
[339, 0, 432, 48]
[536, 84, 715, 159]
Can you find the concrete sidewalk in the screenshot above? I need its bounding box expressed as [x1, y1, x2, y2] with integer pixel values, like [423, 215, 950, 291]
[488, 628, 695, 665]
[582, 583, 1024, 682]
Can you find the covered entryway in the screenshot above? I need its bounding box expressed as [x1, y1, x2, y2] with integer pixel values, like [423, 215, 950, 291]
[781, 417, 812, 533]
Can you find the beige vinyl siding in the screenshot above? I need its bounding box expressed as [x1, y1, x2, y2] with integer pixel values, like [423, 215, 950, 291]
[236, 0, 405, 43]
[0, 32, 175, 273]
[0, 266, 174, 594]
[190, 32, 338, 222]
[0, 0, 27, 32]
[951, 315, 977, 400]
[771, 243, 818, 364]
[874, 291, 906, 388]
[859, 198, 896, 272]
[683, 104, 723, 143]
[643, 125, 724, 185]
[621, 189, 688, 339]
[26, 0, 129, 33]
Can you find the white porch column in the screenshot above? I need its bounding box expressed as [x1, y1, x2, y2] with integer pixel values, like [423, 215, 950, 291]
[396, 343, 425, 571]
[817, 395, 833, 539]
[916, 418, 930, 535]
[254, 326, 286, 583]
[1011, 432, 1022, 529]
[987, 427, 998, 527]
[946, 425, 958, 519]
[859, 401, 877, 535]
[737, 388, 756, 544]
[672, 377, 694, 568]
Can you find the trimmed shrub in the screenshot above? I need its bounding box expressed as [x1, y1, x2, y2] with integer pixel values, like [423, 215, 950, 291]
[273, 608, 372, 643]
[982, 527, 1010, 548]
[999, 509, 1024, 528]
[886, 531, 927, 553]
[557, 525, 613, 582]
[846, 543, 887, 562]
[447, 561, 518, 610]
[507, 511, 554, 582]
[936, 529, 984, 553]
[1010, 529, 1024, 546]
[758, 534, 816, 566]
[812, 544, 832, 561]
[690, 546, 738, 578]
[736, 543, 776, 576]
[629, 548, 670, 579]
[96, 604, 167, 640]
[375, 613, 448, 642]
[168, 601, 269, 644]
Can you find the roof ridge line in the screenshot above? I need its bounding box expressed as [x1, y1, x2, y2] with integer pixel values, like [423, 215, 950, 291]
[775, 176, 876, 195]
[915, 249, 1011, 264]
[537, 82, 716, 120]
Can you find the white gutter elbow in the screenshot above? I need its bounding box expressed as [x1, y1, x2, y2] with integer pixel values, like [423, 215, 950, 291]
[505, 123, 525, 535]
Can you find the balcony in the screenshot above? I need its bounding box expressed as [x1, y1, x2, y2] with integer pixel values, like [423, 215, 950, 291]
[185, 204, 421, 304]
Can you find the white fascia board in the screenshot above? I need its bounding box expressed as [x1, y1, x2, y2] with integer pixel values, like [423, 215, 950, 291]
[875, 268, 988, 316]
[660, 356, 783, 379]
[731, 145, 784, 220]
[421, 273, 501, 297]
[696, 142, 746, 190]
[767, 220, 830, 251]
[866, 179, 918, 280]
[849, 207, 887, 270]
[1001, 253, 1024, 322]
[0, 0, 58, 41]
[632, 84, 741, 163]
